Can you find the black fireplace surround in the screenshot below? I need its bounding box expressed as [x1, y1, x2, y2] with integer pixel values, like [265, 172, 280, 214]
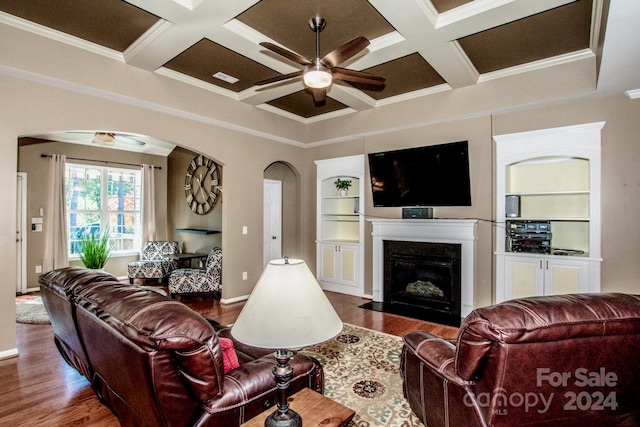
[377, 240, 462, 326]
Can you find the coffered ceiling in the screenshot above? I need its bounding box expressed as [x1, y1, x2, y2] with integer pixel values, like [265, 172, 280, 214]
[0, 0, 613, 123]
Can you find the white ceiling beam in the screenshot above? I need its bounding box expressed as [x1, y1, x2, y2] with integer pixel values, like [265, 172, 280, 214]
[326, 85, 376, 111]
[123, 0, 260, 70]
[436, 0, 577, 40]
[367, 0, 576, 89]
[368, 0, 477, 87]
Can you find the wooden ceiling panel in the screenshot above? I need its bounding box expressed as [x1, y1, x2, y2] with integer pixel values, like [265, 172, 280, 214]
[266, 91, 348, 118]
[350, 53, 446, 100]
[0, 0, 158, 52]
[164, 39, 281, 92]
[459, 0, 592, 74]
[236, 0, 395, 60]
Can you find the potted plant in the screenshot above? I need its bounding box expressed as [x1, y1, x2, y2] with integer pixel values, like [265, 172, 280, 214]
[79, 231, 112, 270]
[334, 178, 352, 196]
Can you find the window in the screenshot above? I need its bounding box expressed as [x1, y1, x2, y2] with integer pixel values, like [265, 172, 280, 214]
[66, 164, 142, 256]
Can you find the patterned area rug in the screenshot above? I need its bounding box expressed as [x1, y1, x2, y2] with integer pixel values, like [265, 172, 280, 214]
[15, 295, 50, 325]
[300, 323, 423, 427]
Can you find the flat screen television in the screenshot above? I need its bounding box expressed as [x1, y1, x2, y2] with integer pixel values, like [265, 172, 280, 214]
[368, 141, 472, 207]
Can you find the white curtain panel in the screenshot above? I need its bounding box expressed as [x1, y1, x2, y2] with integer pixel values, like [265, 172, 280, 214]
[142, 164, 156, 243]
[42, 154, 68, 272]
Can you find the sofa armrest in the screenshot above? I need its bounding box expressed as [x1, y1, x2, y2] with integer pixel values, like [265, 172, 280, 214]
[194, 352, 323, 426]
[402, 331, 486, 427]
[403, 331, 470, 387]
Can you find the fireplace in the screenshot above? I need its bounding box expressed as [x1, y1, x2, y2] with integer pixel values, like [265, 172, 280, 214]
[368, 219, 477, 325]
[384, 241, 461, 324]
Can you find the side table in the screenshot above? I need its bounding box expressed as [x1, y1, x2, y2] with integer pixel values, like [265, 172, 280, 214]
[241, 388, 355, 427]
[168, 252, 208, 269]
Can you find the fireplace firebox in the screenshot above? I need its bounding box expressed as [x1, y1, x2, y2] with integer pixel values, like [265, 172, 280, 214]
[382, 240, 462, 326]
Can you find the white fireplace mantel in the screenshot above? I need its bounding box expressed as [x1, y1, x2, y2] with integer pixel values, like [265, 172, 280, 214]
[368, 219, 477, 318]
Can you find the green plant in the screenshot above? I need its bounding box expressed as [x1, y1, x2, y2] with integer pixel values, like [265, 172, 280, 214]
[79, 231, 112, 269]
[334, 178, 352, 191]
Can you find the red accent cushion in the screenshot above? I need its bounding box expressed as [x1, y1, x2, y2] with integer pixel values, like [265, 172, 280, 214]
[219, 337, 240, 373]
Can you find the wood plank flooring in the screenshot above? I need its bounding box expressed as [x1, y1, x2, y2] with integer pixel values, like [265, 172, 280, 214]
[0, 291, 458, 426]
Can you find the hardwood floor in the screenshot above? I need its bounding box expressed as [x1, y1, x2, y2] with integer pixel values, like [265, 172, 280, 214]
[0, 291, 458, 426]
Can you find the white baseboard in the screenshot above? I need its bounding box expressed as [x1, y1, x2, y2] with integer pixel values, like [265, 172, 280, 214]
[0, 348, 19, 361]
[319, 281, 365, 298]
[221, 294, 249, 304]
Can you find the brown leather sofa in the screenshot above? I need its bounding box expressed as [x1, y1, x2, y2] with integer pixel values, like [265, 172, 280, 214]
[401, 293, 640, 427]
[39, 267, 324, 427]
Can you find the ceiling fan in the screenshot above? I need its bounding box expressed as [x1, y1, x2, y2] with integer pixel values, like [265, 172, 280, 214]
[68, 131, 146, 147]
[256, 17, 385, 104]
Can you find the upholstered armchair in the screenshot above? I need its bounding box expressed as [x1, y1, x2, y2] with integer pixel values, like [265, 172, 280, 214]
[127, 241, 179, 284]
[401, 293, 640, 427]
[168, 246, 221, 298]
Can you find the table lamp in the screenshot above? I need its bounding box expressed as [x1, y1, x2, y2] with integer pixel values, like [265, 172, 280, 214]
[231, 258, 343, 427]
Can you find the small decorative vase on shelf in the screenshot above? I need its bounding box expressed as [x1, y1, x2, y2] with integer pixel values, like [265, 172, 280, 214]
[334, 178, 352, 197]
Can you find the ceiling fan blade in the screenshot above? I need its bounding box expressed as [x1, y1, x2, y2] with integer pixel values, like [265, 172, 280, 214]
[311, 88, 327, 105]
[321, 36, 370, 68]
[255, 71, 303, 86]
[332, 67, 386, 86]
[260, 42, 312, 66]
[116, 135, 146, 146]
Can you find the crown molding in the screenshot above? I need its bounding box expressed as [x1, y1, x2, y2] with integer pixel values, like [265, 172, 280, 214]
[625, 89, 640, 99]
[0, 11, 123, 62]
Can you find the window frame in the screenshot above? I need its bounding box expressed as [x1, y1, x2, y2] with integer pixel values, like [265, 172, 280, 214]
[66, 163, 142, 259]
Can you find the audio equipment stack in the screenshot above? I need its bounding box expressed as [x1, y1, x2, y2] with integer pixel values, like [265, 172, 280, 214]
[506, 220, 552, 254]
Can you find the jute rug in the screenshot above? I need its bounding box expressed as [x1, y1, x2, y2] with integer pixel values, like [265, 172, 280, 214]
[300, 323, 424, 427]
[15, 295, 50, 325]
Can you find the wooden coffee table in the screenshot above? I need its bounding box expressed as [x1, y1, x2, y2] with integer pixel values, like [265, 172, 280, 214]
[241, 388, 355, 427]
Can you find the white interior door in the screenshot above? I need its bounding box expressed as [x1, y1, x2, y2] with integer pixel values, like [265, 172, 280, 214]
[263, 179, 282, 266]
[16, 173, 27, 294]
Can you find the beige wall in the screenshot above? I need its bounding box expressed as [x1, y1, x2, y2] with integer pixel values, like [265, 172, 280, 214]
[167, 147, 223, 255]
[18, 140, 168, 283]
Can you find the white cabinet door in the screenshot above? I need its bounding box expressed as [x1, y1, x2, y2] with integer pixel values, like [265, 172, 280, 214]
[501, 254, 597, 301]
[337, 244, 359, 287]
[545, 258, 592, 295]
[503, 255, 545, 300]
[319, 243, 339, 283]
[318, 243, 359, 288]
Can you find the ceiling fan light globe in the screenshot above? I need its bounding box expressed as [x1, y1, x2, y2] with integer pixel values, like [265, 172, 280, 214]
[92, 132, 115, 145]
[303, 67, 332, 89]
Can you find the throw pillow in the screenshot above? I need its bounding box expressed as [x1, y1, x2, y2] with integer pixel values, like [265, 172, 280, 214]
[219, 337, 240, 373]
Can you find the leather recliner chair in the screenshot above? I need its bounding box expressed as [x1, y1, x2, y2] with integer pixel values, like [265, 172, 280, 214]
[401, 293, 640, 427]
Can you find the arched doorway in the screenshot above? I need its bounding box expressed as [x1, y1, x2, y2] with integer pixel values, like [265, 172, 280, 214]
[263, 162, 299, 265]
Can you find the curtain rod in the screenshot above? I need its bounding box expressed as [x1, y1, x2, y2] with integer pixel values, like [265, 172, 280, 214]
[40, 154, 161, 170]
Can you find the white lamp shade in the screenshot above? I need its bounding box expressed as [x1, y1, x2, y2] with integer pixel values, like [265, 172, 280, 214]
[231, 259, 343, 349]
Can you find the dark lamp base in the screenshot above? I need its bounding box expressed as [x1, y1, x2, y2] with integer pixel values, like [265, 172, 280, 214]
[265, 408, 301, 427]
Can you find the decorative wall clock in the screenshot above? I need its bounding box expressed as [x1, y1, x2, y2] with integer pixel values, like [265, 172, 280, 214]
[184, 154, 220, 215]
